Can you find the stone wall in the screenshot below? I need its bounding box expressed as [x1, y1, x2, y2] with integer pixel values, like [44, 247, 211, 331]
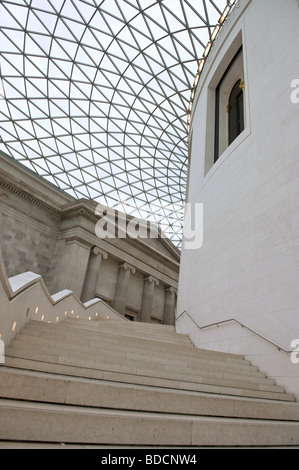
[0, 154, 65, 284]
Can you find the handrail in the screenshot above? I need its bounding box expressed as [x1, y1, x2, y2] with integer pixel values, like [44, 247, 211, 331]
[176, 310, 293, 354]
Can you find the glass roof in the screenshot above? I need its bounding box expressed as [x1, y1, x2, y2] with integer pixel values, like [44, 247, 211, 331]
[0, 0, 234, 247]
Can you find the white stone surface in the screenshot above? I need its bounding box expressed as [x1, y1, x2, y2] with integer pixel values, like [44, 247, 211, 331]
[51, 290, 73, 302]
[177, 0, 299, 399]
[9, 272, 41, 292]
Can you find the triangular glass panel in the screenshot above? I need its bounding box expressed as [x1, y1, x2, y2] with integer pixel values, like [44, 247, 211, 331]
[2, 3, 28, 28]
[184, 0, 207, 26]
[101, 10, 124, 36]
[26, 10, 51, 35]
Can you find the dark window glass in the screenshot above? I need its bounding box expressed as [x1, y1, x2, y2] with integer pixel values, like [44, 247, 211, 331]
[228, 79, 244, 145]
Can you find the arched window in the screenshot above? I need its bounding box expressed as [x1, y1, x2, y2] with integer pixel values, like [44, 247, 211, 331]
[228, 79, 244, 145]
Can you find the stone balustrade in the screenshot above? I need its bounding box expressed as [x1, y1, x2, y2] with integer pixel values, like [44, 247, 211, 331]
[0, 248, 125, 348]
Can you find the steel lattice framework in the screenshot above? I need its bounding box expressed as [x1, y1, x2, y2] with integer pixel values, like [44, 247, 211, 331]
[0, 0, 234, 246]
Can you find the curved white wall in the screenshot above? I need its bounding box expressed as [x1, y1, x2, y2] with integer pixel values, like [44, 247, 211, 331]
[177, 0, 299, 398]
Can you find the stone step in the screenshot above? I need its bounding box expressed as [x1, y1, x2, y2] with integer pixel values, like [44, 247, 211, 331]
[0, 367, 298, 421]
[5, 344, 286, 395]
[11, 332, 264, 378]
[16, 324, 229, 365]
[8, 337, 268, 393]
[1, 398, 299, 447]
[4, 356, 294, 402]
[74, 318, 176, 334]
[18, 328, 193, 358]
[20, 320, 249, 365]
[25, 319, 192, 346]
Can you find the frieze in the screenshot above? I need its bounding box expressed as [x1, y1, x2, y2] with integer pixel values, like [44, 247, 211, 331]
[0, 179, 62, 218]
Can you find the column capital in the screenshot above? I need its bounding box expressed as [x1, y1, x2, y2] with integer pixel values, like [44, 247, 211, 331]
[119, 262, 136, 274]
[92, 246, 108, 259]
[165, 286, 177, 295]
[144, 275, 159, 287]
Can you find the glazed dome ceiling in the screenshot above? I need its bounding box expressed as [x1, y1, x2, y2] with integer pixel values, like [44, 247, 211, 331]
[0, 0, 233, 247]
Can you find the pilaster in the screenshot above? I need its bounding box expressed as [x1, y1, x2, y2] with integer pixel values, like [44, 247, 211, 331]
[81, 246, 108, 302]
[163, 286, 177, 325]
[114, 262, 136, 316]
[140, 276, 159, 323]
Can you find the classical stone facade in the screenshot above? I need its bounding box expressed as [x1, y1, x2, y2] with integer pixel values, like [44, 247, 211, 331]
[0, 151, 179, 324]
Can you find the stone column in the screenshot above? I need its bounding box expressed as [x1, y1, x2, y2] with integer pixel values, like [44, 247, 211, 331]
[81, 247, 108, 302]
[140, 276, 159, 323]
[114, 263, 136, 316]
[163, 286, 177, 325]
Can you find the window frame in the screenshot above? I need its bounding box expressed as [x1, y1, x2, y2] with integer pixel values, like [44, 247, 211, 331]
[214, 45, 244, 163]
[228, 78, 245, 146]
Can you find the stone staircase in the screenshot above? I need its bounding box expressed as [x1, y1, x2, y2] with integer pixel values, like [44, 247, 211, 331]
[0, 317, 299, 447]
